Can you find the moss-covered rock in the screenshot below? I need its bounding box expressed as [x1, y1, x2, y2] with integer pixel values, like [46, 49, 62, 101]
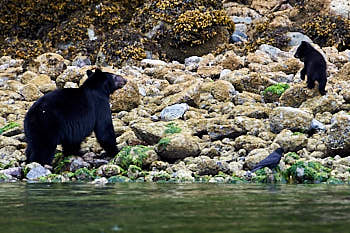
[263, 83, 289, 103]
[285, 161, 331, 183]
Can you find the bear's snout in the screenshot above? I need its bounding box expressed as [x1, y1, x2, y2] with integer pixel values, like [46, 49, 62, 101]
[113, 75, 127, 89]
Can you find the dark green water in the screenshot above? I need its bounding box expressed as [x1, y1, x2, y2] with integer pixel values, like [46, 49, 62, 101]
[1, 183, 350, 233]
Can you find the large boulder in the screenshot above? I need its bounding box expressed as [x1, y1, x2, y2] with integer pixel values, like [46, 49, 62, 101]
[111, 80, 141, 112]
[156, 133, 200, 161]
[269, 107, 313, 133]
[326, 112, 350, 156]
[279, 84, 319, 107]
[299, 94, 345, 114]
[273, 129, 308, 152]
[234, 135, 268, 152]
[34, 53, 66, 78]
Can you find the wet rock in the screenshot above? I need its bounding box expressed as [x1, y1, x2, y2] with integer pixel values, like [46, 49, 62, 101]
[234, 116, 270, 136]
[268, 58, 303, 75]
[131, 120, 167, 144]
[6, 80, 24, 93]
[72, 55, 91, 68]
[92, 177, 108, 185]
[173, 169, 195, 182]
[156, 133, 200, 161]
[269, 107, 313, 133]
[20, 83, 43, 101]
[161, 79, 202, 107]
[20, 71, 38, 84]
[190, 156, 230, 176]
[273, 129, 308, 152]
[69, 157, 90, 172]
[211, 80, 236, 102]
[160, 103, 189, 121]
[56, 66, 85, 87]
[96, 164, 121, 177]
[0, 167, 22, 178]
[218, 51, 244, 70]
[197, 65, 222, 79]
[279, 84, 320, 107]
[234, 135, 267, 152]
[326, 112, 350, 156]
[233, 91, 263, 105]
[322, 47, 349, 68]
[207, 118, 246, 140]
[111, 80, 140, 112]
[335, 62, 350, 81]
[306, 133, 327, 154]
[229, 103, 271, 119]
[300, 94, 345, 114]
[224, 72, 276, 94]
[35, 53, 66, 78]
[26, 163, 51, 180]
[251, 0, 280, 13]
[31, 74, 56, 93]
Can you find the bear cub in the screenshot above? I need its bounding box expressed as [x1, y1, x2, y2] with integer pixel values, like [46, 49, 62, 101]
[294, 41, 327, 95]
[24, 68, 127, 165]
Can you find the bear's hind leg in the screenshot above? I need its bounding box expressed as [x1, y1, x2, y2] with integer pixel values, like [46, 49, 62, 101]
[95, 123, 117, 157]
[26, 141, 57, 165]
[318, 78, 327, 95]
[306, 78, 315, 89]
[62, 142, 82, 157]
[300, 68, 306, 80]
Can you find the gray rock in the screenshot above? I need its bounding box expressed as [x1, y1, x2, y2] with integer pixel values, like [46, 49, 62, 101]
[220, 69, 232, 79]
[229, 25, 248, 43]
[141, 59, 167, 67]
[72, 56, 91, 68]
[258, 44, 290, 61]
[184, 56, 203, 67]
[231, 16, 252, 24]
[160, 103, 189, 121]
[269, 107, 313, 134]
[310, 119, 326, 132]
[26, 164, 51, 180]
[286, 32, 312, 47]
[69, 157, 90, 172]
[0, 167, 22, 178]
[330, 0, 350, 18]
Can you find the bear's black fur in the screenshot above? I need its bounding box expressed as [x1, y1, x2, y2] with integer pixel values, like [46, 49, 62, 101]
[24, 68, 127, 165]
[294, 41, 327, 95]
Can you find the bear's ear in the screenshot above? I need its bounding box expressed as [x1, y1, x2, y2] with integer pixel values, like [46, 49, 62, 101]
[87, 70, 93, 76]
[95, 68, 102, 73]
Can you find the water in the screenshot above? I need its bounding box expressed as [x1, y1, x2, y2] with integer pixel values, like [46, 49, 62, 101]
[0, 183, 350, 233]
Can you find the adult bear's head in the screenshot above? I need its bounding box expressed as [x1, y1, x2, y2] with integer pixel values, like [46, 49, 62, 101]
[84, 68, 127, 95]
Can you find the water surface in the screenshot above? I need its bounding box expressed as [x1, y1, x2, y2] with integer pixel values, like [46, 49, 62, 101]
[0, 183, 350, 233]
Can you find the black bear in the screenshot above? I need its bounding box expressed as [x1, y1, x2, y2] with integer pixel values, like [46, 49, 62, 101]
[24, 68, 127, 165]
[294, 41, 327, 95]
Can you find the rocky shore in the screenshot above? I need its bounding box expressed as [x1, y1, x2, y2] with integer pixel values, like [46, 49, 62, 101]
[0, 0, 350, 184]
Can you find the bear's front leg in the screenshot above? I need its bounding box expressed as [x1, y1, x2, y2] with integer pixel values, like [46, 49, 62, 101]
[95, 116, 118, 157]
[300, 67, 306, 80]
[306, 77, 315, 89]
